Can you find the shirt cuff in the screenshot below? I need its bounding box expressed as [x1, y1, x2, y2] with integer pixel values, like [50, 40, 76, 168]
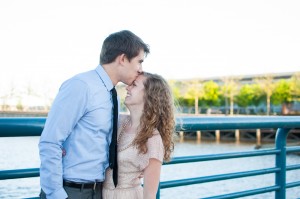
[47, 188, 68, 199]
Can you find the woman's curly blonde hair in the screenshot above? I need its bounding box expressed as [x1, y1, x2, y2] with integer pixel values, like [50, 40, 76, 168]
[132, 72, 175, 162]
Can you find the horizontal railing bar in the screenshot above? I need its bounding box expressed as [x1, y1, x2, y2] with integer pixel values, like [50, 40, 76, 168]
[160, 167, 280, 189]
[0, 168, 39, 180]
[286, 181, 300, 188]
[24, 198, 39, 199]
[3, 163, 297, 181]
[164, 149, 279, 165]
[177, 116, 300, 131]
[24, 185, 282, 199]
[0, 117, 45, 137]
[286, 146, 300, 153]
[286, 164, 300, 171]
[201, 185, 280, 199]
[4, 167, 292, 199]
[1, 116, 300, 137]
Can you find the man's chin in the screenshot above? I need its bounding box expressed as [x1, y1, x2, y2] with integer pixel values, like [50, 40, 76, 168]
[127, 79, 136, 85]
[121, 80, 131, 85]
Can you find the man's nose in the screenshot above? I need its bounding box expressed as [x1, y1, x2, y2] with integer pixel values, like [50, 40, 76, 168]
[138, 65, 143, 73]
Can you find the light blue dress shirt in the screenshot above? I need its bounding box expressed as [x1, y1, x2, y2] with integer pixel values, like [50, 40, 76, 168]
[39, 65, 118, 199]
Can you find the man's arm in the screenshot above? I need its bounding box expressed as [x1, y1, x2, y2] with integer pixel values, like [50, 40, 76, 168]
[39, 78, 89, 199]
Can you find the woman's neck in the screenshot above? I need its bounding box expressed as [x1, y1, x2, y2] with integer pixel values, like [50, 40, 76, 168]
[128, 107, 143, 131]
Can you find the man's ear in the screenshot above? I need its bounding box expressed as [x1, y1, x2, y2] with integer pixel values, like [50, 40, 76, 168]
[118, 54, 127, 65]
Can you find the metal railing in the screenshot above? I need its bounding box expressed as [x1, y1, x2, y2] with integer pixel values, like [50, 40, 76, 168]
[1, 116, 300, 199]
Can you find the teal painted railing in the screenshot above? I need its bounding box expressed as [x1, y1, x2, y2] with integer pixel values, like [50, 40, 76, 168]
[1, 116, 300, 198]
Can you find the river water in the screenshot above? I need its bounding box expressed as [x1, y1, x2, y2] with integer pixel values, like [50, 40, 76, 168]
[0, 137, 300, 199]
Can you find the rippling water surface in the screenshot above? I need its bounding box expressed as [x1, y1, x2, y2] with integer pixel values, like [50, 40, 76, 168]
[0, 137, 300, 199]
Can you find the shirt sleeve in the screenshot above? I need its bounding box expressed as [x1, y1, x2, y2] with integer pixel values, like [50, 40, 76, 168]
[139, 133, 164, 171]
[39, 78, 89, 199]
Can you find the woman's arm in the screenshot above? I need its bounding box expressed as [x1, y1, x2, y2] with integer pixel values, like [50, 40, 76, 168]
[143, 158, 162, 199]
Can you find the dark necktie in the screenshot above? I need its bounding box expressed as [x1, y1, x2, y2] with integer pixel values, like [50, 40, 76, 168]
[109, 87, 118, 187]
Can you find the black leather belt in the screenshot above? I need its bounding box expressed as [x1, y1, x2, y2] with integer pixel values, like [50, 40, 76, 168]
[63, 180, 103, 190]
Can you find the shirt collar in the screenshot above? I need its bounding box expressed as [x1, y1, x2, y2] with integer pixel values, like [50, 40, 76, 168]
[95, 64, 114, 92]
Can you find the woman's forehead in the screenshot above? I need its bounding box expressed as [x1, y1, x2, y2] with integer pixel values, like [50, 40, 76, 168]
[135, 75, 146, 83]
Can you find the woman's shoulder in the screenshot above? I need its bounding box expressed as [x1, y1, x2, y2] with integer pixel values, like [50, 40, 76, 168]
[145, 129, 164, 163]
[147, 129, 163, 145]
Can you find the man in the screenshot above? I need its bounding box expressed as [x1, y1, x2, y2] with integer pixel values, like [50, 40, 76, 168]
[39, 30, 150, 199]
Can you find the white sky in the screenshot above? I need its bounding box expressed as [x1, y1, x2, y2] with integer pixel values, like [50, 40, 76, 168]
[1, 0, 300, 98]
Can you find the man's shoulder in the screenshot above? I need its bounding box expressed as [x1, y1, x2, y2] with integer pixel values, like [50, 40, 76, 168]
[73, 69, 96, 80]
[59, 70, 99, 91]
[69, 69, 102, 87]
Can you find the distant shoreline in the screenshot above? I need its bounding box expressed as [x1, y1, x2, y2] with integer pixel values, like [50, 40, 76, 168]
[0, 111, 48, 117]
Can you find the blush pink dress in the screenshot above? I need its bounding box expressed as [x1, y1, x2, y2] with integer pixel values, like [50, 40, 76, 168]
[102, 125, 164, 199]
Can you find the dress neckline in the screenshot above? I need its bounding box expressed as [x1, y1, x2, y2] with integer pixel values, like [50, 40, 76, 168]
[117, 118, 135, 152]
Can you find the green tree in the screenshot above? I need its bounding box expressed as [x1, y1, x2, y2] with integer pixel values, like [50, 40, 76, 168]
[0, 82, 15, 111]
[116, 83, 128, 112]
[202, 81, 220, 113]
[271, 80, 292, 105]
[220, 77, 240, 115]
[185, 79, 203, 114]
[236, 84, 255, 108]
[255, 75, 275, 115]
[272, 80, 292, 115]
[251, 84, 265, 106]
[290, 72, 300, 101]
[169, 80, 194, 109]
[16, 100, 24, 111]
[168, 80, 181, 99]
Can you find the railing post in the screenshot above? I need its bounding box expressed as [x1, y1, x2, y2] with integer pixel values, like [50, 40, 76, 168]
[256, 129, 261, 147]
[275, 128, 290, 199]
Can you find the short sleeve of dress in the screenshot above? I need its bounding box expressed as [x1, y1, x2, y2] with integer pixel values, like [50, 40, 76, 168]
[139, 132, 164, 171]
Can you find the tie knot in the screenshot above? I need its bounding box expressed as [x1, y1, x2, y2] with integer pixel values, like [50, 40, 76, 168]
[111, 87, 117, 97]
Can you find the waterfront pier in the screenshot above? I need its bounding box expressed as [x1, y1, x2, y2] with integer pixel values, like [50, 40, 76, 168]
[180, 128, 300, 144]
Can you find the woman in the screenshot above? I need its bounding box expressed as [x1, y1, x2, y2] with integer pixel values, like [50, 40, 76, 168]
[103, 72, 176, 199]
